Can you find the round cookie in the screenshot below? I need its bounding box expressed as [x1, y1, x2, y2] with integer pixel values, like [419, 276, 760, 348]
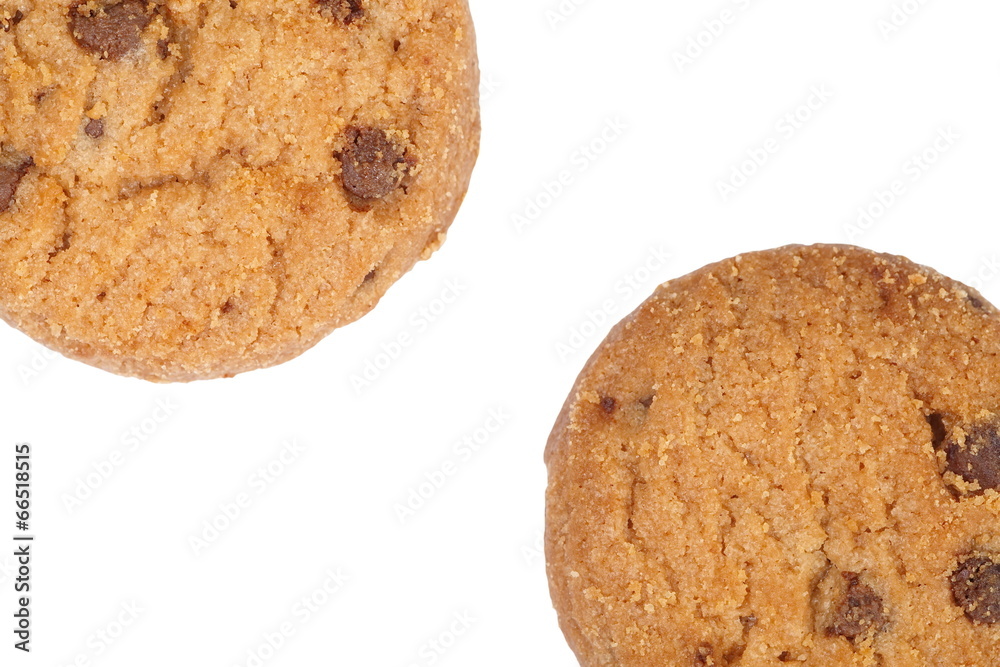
[0, 0, 479, 381]
[546, 245, 1000, 666]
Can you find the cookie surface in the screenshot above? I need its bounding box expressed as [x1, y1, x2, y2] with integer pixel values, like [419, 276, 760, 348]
[0, 0, 479, 381]
[546, 245, 1000, 665]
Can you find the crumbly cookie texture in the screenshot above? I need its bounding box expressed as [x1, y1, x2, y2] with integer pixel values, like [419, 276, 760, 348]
[0, 0, 479, 381]
[546, 245, 1000, 666]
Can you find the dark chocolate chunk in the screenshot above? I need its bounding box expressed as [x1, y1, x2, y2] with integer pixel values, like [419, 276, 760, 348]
[85, 118, 105, 138]
[0, 156, 33, 214]
[2, 9, 23, 32]
[317, 0, 364, 24]
[945, 418, 1000, 495]
[49, 230, 72, 257]
[600, 396, 617, 415]
[951, 556, 1000, 624]
[926, 413, 947, 451]
[69, 0, 153, 61]
[826, 573, 888, 642]
[337, 126, 412, 203]
[693, 644, 714, 665]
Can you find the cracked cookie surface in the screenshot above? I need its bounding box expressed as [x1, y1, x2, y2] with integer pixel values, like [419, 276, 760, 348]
[0, 0, 479, 381]
[545, 245, 1000, 666]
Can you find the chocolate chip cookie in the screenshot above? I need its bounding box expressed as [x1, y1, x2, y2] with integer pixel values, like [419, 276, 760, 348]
[0, 0, 479, 381]
[546, 245, 1000, 665]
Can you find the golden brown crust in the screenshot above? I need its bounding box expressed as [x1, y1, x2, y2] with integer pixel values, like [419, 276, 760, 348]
[546, 244, 1000, 666]
[0, 0, 479, 381]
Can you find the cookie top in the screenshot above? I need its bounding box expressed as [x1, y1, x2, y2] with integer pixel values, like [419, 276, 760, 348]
[0, 0, 479, 381]
[546, 245, 1000, 666]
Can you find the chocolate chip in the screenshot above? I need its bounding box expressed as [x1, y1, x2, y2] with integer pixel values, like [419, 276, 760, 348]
[600, 396, 617, 414]
[945, 418, 1000, 495]
[693, 644, 714, 665]
[722, 644, 746, 663]
[220, 299, 235, 314]
[69, 0, 153, 61]
[777, 652, 793, 662]
[156, 38, 169, 59]
[317, 0, 364, 23]
[952, 556, 1000, 624]
[2, 9, 23, 32]
[48, 230, 72, 258]
[0, 156, 32, 214]
[926, 412, 947, 451]
[337, 126, 413, 204]
[826, 573, 888, 642]
[85, 118, 105, 138]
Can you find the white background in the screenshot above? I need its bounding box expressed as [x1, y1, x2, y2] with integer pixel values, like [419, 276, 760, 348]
[3, 0, 1000, 665]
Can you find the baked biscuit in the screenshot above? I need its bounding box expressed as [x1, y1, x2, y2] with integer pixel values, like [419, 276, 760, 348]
[0, 0, 479, 380]
[546, 245, 1000, 665]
